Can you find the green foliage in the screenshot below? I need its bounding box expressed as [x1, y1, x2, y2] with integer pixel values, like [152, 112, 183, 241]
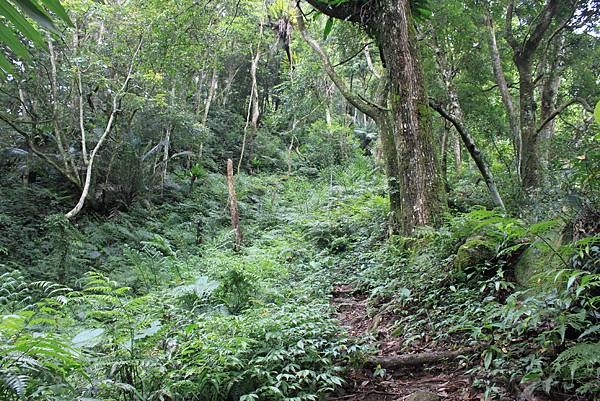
[0, 0, 71, 75]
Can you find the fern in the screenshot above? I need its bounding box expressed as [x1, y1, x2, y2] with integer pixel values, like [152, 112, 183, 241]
[553, 342, 600, 380]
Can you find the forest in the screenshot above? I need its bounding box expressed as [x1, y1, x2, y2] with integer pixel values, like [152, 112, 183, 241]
[0, 0, 599, 400]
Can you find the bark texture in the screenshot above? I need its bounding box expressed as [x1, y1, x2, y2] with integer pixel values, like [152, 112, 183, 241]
[302, 0, 447, 233]
[374, 0, 446, 232]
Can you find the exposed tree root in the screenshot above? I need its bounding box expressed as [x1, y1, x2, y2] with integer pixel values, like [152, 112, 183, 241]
[369, 347, 477, 368]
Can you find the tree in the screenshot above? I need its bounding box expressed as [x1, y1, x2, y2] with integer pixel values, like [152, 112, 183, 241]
[486, 0, 596, 189]
[301, 0, 446, 234]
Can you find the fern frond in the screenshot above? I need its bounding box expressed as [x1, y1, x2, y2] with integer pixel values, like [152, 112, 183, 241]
[553, 342, 600, 380]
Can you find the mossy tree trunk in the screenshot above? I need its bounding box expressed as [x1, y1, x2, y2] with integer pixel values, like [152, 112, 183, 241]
[373, 0, 446, 232]
[303, 0, 447, 234]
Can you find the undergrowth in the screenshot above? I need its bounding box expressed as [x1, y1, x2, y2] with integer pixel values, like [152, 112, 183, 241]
[1, 156, 598, 400]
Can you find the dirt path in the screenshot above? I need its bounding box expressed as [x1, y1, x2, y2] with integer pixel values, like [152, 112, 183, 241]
[330, 284, 478, 401]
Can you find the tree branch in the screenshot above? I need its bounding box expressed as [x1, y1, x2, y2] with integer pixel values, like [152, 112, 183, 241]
[504, 1, 519, 49]
[302, 0, 369, 23]
[536, 97, 593, 134]
[0, 112, 81, 188]
[65, 34, 144, 219]
[430, 100, 505, 210]
[523, 0, 560, 57]
[295, 7, 382, 121]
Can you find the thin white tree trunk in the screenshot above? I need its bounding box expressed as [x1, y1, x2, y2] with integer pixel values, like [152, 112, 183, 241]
[65, 37, 143, 219]
[484, 12, 521, 179]
[203, 68, 218, 124]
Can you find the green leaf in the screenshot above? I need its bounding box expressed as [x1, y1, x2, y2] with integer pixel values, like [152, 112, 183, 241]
[72, 328, 104, 347]
[0, 52, 15, 75]
[13, 0, 59, 34]
[0, 21, 31, 59]
[39, 0, 71, 26]
[594, 100, 600, 124]
[483, 349, 493, 369]
[323, 17, 334, 40]
[0, 0, 45, 45]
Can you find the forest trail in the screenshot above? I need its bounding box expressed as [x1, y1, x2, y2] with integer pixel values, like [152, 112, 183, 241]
[330, 284, 475, 401]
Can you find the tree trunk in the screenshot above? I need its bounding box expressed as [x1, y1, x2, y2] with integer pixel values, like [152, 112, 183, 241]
[226, 159, 242, 252]
[504, 0, 561, 189]
[161, 126, 171, 196]
[440, 122, 449, 187]
[517, 61, 541, 190]
[296, 9, 406, 234]
[378, 115, 403, 232]
[539, 35, 564, 170]
[374, 0, 446, 233]
[238, 47, 261, 174]
[430, 29, 505, 209]
[202, 68, 218, 125]
[484, 12, 521, 178]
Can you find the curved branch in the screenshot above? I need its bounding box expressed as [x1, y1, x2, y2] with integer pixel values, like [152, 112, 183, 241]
[295, 8, 382, 121]
[430, 101, 505, 210]
[536, 97, 593, 134]
[0, 113, 82, 188]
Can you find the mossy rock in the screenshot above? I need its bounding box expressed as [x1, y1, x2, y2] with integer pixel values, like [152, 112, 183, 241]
[514, 226, 565, 287]
[405, 391, 440, 401]
[454, 236, 497, 271]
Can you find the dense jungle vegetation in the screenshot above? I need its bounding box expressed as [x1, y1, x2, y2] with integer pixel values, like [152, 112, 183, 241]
[0, 0, 599, 400]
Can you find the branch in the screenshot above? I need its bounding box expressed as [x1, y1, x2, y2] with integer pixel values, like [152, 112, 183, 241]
[523, 0, 560, 57]
[536, 97, 593, 134]
[65, 34, 144, 219]
[0, 112, 81, 188]
[332, 41, 373, 68]
[295, 7, 382, 121]
[429, 100, 505, 210]
[302, 0, 368, 23]
[504, 1, 519, 49]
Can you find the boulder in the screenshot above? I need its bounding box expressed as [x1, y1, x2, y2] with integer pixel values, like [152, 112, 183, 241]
[454, 236, 496, 271]
[514, 226, 565, 287]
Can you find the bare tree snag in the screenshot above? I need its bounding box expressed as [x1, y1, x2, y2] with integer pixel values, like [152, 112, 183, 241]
[369, 348, 476, 368]
[226, 159, 243, 252]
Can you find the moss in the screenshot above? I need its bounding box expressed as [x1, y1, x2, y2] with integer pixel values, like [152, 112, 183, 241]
[454, 236, 496, 271]
[514, 226, 566, 287]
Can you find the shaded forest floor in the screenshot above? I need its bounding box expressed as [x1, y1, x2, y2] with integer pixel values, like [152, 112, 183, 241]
[329, 284, 475, 401]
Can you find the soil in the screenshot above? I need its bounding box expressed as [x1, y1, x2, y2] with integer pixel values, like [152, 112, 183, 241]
[330, 284, 479, 401]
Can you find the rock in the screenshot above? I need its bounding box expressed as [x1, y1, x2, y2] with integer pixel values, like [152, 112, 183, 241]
[405, 391, 440, 401]
[454, 236, 496, 271]
[514, 225, 565, 287]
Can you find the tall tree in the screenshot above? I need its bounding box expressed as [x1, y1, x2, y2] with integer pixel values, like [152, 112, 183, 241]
[302, 0, 446, 234]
